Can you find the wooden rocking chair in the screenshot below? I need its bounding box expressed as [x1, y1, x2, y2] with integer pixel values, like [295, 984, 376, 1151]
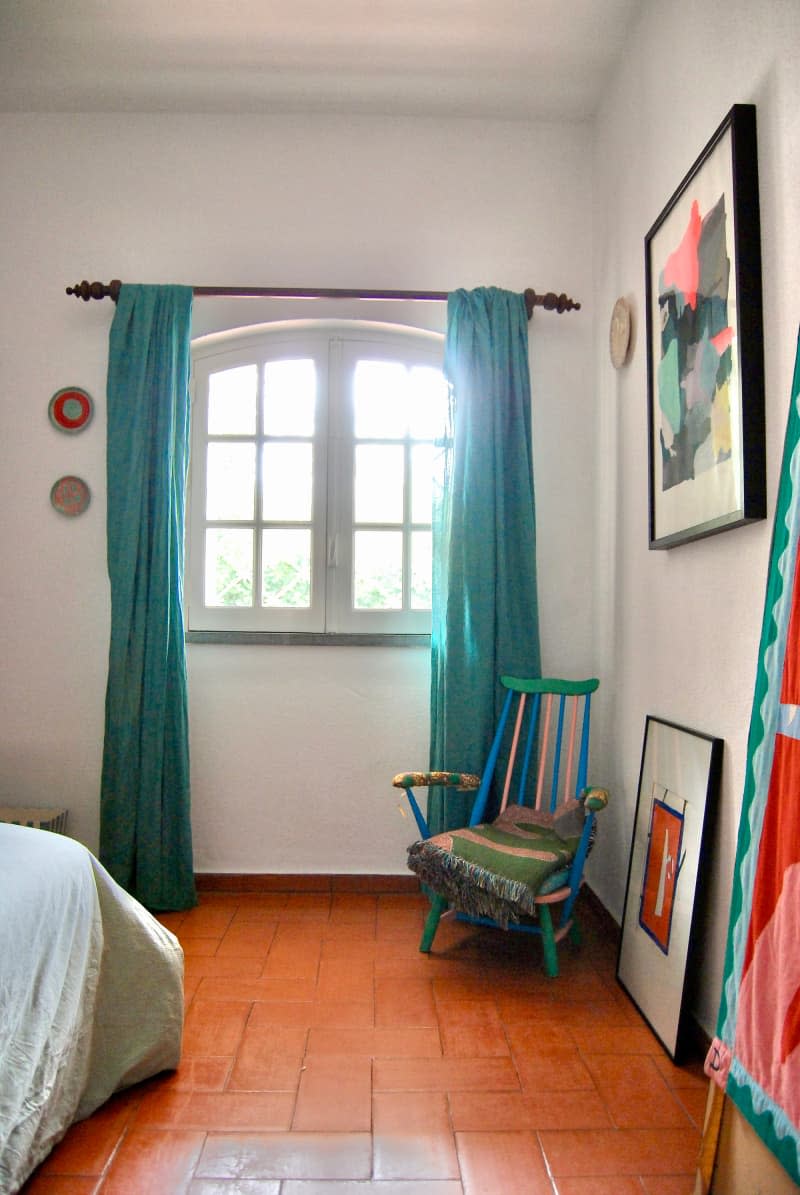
[393, 676, 608, 977]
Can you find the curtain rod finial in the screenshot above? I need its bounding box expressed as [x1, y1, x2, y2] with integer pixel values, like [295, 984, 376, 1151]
[524, 288, 581, 318]
[66, 279, 122, 302]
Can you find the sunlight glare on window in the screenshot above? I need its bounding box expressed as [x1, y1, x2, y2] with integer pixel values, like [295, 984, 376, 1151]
[354, 360, 408, 439]
[262, 529, 311, 608]
[205, 528, 253, 606]
[206, 443, 255, 520]
[263, 359, 316, 436]
[410, 530, 433, 609]
[353, 530, 403, 610]
[354, 444, 404, 524]
[208, 365, 257, 435]
[262, 443, 313, 522]
[408, 365, 450, 439]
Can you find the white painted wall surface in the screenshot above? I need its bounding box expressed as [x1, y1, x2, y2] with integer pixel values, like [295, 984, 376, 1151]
[589, 0, 800, 1034]
[0, 112, 595, 874]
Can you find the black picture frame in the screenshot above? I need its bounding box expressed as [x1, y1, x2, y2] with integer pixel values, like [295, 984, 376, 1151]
[617, 716, 723, 1062]
[646, 103, 765, 549]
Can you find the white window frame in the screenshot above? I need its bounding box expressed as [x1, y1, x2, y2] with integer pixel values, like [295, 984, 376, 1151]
[187, 319, 446, 640]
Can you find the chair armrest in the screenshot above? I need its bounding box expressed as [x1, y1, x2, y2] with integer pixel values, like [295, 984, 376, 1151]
[581, 786, 609, 812]
[392, 771, 481, 791]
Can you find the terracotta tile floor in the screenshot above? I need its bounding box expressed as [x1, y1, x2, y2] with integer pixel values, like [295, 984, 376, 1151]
[21, 890, 707, 1194]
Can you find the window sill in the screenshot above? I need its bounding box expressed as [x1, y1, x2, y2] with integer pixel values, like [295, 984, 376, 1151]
[185, 630, 431, 647]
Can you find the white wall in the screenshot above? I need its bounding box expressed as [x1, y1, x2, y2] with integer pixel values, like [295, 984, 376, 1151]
[590, 0, 800, 1033]
[0, 112, 596, 874]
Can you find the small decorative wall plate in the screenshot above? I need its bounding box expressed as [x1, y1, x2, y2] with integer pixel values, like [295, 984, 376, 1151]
[48, 386, 93, 433]
[50, 475, 91, 517]
[609, 297, 632, 369]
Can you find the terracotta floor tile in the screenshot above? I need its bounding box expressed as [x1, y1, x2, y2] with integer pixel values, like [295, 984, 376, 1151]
[182, 938, 222, 957]
[188, 1180, 280, 1194]
[228, 1028, 307, 1090]
[306, 1000, 375, 1028]
[539, 1127, 701, 1177]
[100, 1127, 205, 1194]
[555, 1178, 646, 1194]
[569, 1024, 666, 1055]
[178, 905, 236, 937]
[244, 1002, 315, 1032]
[373, 1056, 519, 1093]
[185, 956, 264, 982]
[37, 1093, 136, 1176]
[281, 1184, 463, 1195]
[315, 959, 376, 1003]
[181, 999, 252, 1055]
[215, 922, 279, 958]
[504, 1020, 578, 1054]
[157, 1056, 233, 1091]
[20, 1177, 100, 1194]
[330, 892, 378, 923]
[514, 1048, 596, 1093]
[195, 1132, 372, 1180]
[231, 897, 289, 922]
[196, 976, 317, 1003]
[372, 1091, 460, 1180]
[651, 1055, 709, 1090]
[374, 977, 437, 1027]
[448, 1088, 612, 1132]
[639, 1177, 698, 1195]
[279, 894, 333, 921]
[134, 1089, 295, 1131]
[674, 1084, 710, 1128]
[456, 1130, 554, 1195]
[583, 1055, 695, 1129]
[260, 934, 322, 979]
[306, 1026, 441, 1058]
[292, 1054, 373, 1131]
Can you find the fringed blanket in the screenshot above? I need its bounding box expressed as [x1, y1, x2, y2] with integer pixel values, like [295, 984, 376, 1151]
[407, 801, 585, 928]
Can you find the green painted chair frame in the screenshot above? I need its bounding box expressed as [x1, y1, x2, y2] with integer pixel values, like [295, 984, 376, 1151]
[393, 676, 608, 977]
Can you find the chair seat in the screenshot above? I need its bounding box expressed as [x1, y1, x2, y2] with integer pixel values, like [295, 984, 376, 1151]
[407, 801, 584, 928]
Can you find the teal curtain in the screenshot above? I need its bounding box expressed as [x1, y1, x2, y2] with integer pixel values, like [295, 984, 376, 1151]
[99, 284, 197, 911]
[429, 287, 541, 833]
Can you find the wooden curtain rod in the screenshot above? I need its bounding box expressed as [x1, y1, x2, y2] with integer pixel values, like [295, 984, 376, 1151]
[65, 280, 580, 316]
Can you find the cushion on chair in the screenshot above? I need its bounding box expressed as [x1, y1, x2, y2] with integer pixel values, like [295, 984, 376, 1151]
[406, 801, 585, 929]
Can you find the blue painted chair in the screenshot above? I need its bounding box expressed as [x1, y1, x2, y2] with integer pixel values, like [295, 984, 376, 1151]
[393, 676, 608, 977]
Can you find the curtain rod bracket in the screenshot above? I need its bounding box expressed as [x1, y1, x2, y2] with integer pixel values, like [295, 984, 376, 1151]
[66, 280, 580, 315]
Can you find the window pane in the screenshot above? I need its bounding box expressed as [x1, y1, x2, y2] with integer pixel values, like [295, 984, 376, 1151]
[355, 444, 404, 523]
[206, 443, 256, 519]
[205, 529, 253, 606]
[354, 360, 408, 439]
[410, 530, 432, 609]
[353, 530, 403, 609]
[262, 443, 313, 521]
[408, 365, 449, 440]
[262, 529, 311, 608]
[208, 365, 257, 435]
[411, 443, 435, 524]
[264, 359, 316, 436]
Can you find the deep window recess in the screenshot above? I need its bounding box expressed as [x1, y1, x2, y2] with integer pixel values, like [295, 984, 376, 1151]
[187, 322, 447, 639]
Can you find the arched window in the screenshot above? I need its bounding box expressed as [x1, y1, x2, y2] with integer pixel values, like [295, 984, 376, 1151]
[187, 320, 447, 640]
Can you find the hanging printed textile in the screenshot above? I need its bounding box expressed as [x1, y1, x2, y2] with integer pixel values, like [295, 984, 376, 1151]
[705, 331, 800, 1184]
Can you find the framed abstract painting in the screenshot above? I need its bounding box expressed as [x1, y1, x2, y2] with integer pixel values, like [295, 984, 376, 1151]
[645, 103, 765, 549]
[617, 716, 723, 1062]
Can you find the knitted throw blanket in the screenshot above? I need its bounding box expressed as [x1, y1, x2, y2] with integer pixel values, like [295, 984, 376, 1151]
[407, 802, 584, 928]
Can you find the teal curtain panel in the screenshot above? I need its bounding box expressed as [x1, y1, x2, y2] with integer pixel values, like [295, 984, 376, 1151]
[428, 287, 541, 834]
[99, 284, 197, 911]
[705, 329, 800, 1184]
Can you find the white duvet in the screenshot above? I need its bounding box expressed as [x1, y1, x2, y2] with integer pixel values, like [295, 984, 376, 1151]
[0, 823, 184, 1194]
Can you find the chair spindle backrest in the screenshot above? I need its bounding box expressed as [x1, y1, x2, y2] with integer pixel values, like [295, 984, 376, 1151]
[471, 677, 599, 826]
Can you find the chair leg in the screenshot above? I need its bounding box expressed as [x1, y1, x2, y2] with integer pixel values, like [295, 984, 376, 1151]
[538, 904, 559, 977]
[420, 893, 447, 953]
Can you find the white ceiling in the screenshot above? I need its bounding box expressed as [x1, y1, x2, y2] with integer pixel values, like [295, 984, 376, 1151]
[0, 0, 641, 121]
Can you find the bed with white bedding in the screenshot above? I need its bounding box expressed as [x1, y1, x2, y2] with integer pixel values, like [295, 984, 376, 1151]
[0, 822, 184, 1194]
